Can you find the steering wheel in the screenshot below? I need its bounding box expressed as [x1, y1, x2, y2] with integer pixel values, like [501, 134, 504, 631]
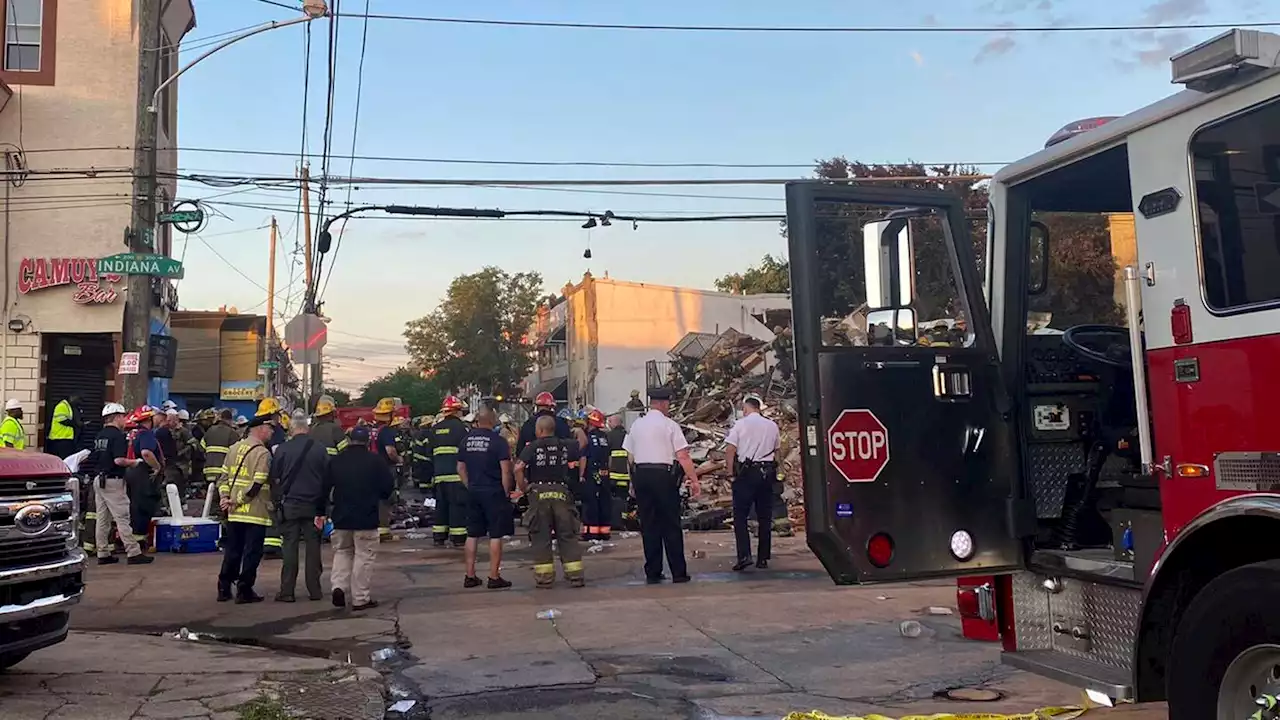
[1061, 325, 1132, 368]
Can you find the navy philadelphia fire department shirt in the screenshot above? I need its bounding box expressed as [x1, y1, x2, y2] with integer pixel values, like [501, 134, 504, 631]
[461, 427, 509, 492]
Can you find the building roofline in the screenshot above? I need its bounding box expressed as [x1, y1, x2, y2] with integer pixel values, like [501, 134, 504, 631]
[579, 275, 791, 302]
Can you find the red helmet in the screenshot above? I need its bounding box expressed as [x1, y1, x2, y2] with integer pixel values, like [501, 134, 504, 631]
[440, 395, 465, 413]
[130, 405, 155, 424]
[534, 392, 555, 408]
[586, 409, 606, 428]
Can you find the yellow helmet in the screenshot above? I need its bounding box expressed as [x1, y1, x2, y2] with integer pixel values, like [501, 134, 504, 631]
[391, 416, 407, 428]
[256, 397, 282, 417]
[279, 411, 291, 429]
[373, 397, 396, 416]
[315, 394, 336, 416]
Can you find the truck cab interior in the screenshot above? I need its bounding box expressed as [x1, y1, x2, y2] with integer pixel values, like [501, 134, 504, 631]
[1004, 141, 1157, 585]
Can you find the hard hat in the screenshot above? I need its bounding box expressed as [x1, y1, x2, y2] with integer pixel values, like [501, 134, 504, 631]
[278, 411, 291, 429]
[194, 408, 215, 422]
[417, 415, 433, 428]
[102, 402, 127, 418]
[315, 394, 336, 416]
[373, 397, 396, 416]
[133, 405, 156, 422]
[587, 408, 606, 428]
[440, 395, 465, 413]
[235, 415, 249, 426]
[630, 389, 640, 397]
[4, 398, 21, 411]
[256, 397, 282, 417]
[391, 416, 407, 428]
[178, 409, 190, 421]
[534, 392, 555, 408]
[161, 400, 178, 411]
[557, 408, 573, 420]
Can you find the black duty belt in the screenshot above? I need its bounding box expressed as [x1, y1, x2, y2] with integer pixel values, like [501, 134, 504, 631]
[635, 463, 675, 471]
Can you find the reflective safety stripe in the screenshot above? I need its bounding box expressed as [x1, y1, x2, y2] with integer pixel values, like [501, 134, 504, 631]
[562, 560, 584, 573]
[411, 453, 429, 461]
[82, 543, 96, 552]
[431, 525, 448, 533]
[229, 515, 273, 527]
[84, 512, 97, 520]
[379, 527, 391, 536]
[533, 563, 555, 574]
[326, 447, 338, 455]
[133, 534, 147, 541]
[49, 401, 74, 440]
[535, 490, 568, 501]
[435, 475, 461, 483]
[448, 527, 467, 536]
[263, 535, 283, 547]
[337, 439, 349, 451]
[614, 481, 630, 488]
[610, 450, 628, 457]
[432, 446, 458, 455]
[203, 445, 229, 454]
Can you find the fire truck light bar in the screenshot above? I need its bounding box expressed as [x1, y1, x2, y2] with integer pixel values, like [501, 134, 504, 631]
[1170, 29, 1280, 92]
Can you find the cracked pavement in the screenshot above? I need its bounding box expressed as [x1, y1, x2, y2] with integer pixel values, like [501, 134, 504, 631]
[1, 532, 1165, 718]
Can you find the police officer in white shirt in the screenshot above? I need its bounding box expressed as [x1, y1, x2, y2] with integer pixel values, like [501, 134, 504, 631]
[723, 396, 780, 571]
[622, 387, 700, 584]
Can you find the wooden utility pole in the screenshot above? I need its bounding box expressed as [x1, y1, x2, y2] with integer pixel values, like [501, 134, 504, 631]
[122, 0, 164, 408]
[300, 164, 314, 295]
[266, 217, 278, 397]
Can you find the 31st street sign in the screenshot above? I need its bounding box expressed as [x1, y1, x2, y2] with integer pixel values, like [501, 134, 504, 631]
[96, 253, 185, 279]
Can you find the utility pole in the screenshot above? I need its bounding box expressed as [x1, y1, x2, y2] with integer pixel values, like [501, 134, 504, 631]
[122, 0, 164, 408]
[300, 164, 314, 294]
[266, 217, 278, 397]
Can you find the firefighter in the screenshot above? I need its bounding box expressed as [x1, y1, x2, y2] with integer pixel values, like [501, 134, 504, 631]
[411, 415, 434, 497]
[191, 408, 217, 486]
[254, 398, 285, 559]
[606, 414, 631, 531]
[370, 398, 402, 542]
[515, 415, 585, 588]
[429, 396, 470, 547]
[625, 390, 645, 411]
[580, 409, 613, 541]
[171, 409, 199, 499]
[216, 407, 277, 603]
[392, 416, 412, 488]
[570, 409, 589, 449]
[310, 395, 346, 456]
[125, 406, 164, 550]
[202, 409, 239, 545]
[516, 392, 570, 457]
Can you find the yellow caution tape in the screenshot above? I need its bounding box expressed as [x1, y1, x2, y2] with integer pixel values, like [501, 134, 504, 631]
[782, 707, 1085, 720]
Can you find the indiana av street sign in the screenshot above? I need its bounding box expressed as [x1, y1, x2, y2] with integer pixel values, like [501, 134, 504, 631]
[96, 253, 185, 279]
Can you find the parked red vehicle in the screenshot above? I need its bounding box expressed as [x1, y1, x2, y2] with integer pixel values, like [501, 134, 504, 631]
[335, 405, 410, 431]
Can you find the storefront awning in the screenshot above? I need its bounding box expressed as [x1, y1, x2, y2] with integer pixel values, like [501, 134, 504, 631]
[530, 376, 567, 402]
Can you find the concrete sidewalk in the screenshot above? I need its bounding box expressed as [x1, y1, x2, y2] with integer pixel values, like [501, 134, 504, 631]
[0, 631, 383, 720]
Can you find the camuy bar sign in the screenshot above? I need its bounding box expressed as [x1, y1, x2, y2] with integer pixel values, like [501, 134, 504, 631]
[17, 257, 123, 305]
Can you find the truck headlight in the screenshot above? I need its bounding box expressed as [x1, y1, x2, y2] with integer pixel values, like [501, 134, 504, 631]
[67, 477, 80, 550]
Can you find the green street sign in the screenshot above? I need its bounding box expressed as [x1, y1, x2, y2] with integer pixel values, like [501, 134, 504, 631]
[259, 360, 280, 370]
[96, 253, 185, 279]
[158, 209, 204, 225]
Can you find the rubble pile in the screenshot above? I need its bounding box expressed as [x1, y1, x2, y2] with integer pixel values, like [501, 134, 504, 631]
[659, 326, 805, 531]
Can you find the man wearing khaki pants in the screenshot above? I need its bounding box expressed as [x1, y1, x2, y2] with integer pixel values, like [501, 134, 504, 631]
[321, 425, 394, 610]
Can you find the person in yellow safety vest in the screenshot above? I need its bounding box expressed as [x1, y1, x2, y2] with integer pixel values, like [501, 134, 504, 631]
[46, 395, 80, 459]
[411, 415, 434, 496]
[216, 408, 277, 603]
[310, 395, 346, 456]
[429, 396, 470, 547]
[1, 398, 26, 449]
[370, 398, 401, 542]
[256, 398, 285, 558]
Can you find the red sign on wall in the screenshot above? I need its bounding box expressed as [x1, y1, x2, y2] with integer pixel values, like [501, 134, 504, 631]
[16, 257, 123, 305]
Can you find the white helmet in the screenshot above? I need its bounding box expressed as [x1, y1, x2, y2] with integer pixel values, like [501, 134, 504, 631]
[102, 402, 127, 418]
[161, 400, 178, 411]
[177, 409, 190, 421]
[4, 398, 21, 411]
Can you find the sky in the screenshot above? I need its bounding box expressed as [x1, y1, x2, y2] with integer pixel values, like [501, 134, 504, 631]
[171, 0, 1270, 390]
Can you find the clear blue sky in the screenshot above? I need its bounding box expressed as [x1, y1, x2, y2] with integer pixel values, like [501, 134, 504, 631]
[173, 0, 1267, 389]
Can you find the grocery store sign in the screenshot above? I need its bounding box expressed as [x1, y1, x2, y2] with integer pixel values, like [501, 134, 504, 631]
[17, 257, 123, 305]
[220, 380, 262, 401]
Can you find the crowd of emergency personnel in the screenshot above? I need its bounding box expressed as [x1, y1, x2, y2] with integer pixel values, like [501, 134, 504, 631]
[47, 383, 780, 603]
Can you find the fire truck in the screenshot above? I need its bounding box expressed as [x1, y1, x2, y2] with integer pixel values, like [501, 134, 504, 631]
[791, 29, 1280, 719]
[0, 452, 85, 669]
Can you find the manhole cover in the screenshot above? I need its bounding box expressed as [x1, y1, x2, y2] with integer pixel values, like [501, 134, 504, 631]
[939, 688, 1005, 702]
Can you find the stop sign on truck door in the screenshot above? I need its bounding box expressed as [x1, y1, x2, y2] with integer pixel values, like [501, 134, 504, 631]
[827, 409, 890, 483]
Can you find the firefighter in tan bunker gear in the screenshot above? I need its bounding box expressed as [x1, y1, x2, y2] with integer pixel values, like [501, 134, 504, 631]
[216, 409, 277, 603]
[516, 415, 585, 588]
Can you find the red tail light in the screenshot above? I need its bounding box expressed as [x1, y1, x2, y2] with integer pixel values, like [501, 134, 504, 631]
[867, 533, 895, 568]
[1171, 299, 1193, 345]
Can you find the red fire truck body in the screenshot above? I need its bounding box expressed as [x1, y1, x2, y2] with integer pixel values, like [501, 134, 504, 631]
[790, 29, 1280, 719]
[335, 405, 410, 431]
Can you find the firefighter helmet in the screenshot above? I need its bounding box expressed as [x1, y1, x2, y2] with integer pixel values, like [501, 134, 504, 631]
[194, 408, 216, 423]
[534, 392, 555, 408]
[557, 408, 573, 420]
[391, 416, 407, 428]
[586, 408, 606, 428]
[373, 397, 396, 417]
[102, 402, 127, 419]
[315, 395, 337, 416]
[130, 406, 155, 424]
[440, 395, 465, 413]
[630, 389, 640, 398]
[417, 415, 433, 428]
[256, 397, 282, 417]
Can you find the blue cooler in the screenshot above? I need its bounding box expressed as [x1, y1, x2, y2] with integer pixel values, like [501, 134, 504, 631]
[152, 517, 220, 553]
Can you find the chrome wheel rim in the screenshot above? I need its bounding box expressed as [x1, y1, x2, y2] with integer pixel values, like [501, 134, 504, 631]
[1218, 644, 1280, 718]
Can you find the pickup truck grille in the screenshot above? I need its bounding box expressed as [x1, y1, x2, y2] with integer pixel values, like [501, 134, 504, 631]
[0, 476, 69, 499]
[0, 536, 68, 567]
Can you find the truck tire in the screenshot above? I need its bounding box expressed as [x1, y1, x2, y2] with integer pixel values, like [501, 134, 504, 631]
[1168, 559, 1280, 719]
[0, 651, 29, 671]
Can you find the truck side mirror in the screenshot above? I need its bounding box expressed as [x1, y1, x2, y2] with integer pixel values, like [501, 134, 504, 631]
[862, 218, 915, 310]
[1028, 221, 1050, 296]
[866, 308, 918, 346]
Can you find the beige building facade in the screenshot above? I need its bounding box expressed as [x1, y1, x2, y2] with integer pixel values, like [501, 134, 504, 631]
[0, 0, 194, 449]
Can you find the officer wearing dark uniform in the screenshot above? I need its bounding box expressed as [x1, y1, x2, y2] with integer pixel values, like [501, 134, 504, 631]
[516, 416, 585, 588]
[516, 392, 571, 457]
[606, 415, 631, 531]
[580, 409, 613, 541]
[429, 396, 470, 547]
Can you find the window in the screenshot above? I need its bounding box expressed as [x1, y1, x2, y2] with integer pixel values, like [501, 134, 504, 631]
[1191, 98, 1280, 312]
[0, 0, 54, 85]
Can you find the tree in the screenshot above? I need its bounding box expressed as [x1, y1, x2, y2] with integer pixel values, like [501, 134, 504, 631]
[714, 253, 790, 294]
[404, 267, 543, 396]
[356, 368, 443, 417]
[322, 387, 352, 407]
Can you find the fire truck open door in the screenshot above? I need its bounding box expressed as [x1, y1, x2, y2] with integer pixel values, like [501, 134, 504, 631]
[786, 182, 1026, 584]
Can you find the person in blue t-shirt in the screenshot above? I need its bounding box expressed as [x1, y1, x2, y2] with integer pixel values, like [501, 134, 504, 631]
[127, 406, 164, 549]
[458, 409, 514, 590]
